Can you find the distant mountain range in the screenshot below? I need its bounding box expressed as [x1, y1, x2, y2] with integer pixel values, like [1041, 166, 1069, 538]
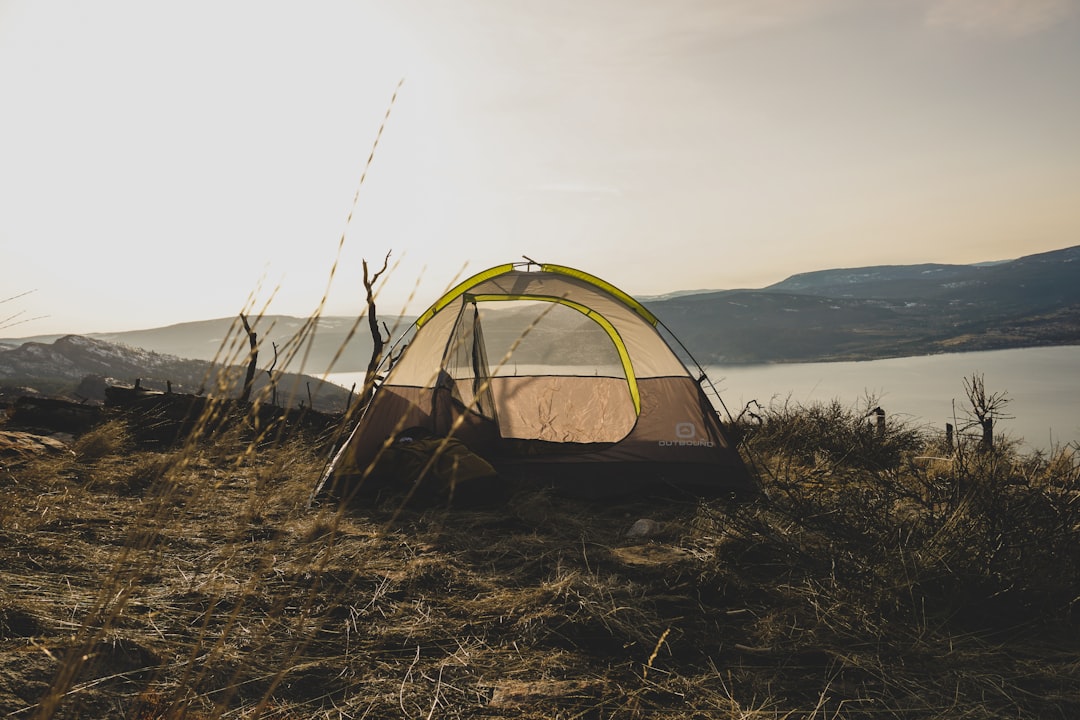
[0, 334, 354, 413]
[2, 315, 394, 375]
[657, 244, 1080, 363]
[2, 245, 1078, 402]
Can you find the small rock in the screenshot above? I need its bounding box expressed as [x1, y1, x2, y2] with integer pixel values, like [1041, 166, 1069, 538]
[0, 430, 72, 462]
[625, 518, 661, 539]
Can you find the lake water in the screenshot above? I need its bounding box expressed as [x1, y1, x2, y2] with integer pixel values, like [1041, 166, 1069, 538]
[327, 345, 1080, 452]
[708, 346, 1080, 452]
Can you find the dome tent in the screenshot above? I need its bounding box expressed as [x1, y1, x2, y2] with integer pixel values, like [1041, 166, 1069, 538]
[314, 262, 759, 502]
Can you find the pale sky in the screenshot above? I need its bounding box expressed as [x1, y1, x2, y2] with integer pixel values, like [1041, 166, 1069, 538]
[2, 0, 1078, 336]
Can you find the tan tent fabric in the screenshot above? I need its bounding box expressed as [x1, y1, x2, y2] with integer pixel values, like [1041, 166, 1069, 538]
[316, 263, 759, 500]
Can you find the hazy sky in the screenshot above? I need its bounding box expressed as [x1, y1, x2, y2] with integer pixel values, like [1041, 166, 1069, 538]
[2, 0, 1079, 336]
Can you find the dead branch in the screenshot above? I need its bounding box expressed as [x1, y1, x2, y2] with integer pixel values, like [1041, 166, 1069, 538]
[361, 251, 393, 407]
[962, 372, 1013, 450]
[239, 313, 258, 404]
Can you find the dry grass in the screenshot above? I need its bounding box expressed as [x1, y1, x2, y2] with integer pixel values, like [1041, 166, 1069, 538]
[1, 396, 1079, 718]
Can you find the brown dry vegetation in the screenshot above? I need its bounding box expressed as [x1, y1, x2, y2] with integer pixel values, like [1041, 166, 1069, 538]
[2, 400, 1080, 719]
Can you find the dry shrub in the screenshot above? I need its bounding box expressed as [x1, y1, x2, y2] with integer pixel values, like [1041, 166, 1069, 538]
[701, 404, 1080, 717]
[741, 396, 925, 472]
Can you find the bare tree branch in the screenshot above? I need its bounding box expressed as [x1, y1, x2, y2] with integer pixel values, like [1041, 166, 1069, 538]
[239, 313, 259, 404]
[962, 372, 1012, 450]
[361, 251, 393, 408]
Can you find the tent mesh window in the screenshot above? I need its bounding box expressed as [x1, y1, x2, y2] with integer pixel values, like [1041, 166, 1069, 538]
[466, 299, 637, 444]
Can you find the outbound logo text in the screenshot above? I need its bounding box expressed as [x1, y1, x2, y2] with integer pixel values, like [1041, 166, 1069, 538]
[659, 422, 715, 447]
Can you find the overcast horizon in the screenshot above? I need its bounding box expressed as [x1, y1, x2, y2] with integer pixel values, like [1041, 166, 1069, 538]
[3, 0, 1079, 336]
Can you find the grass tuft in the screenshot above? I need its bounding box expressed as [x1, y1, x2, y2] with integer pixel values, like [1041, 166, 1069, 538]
[71, 419, 129, 461]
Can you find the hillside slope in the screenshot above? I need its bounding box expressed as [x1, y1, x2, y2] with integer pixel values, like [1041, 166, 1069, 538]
[650, 245, 1080, 363]
[0, 335, 353, 413]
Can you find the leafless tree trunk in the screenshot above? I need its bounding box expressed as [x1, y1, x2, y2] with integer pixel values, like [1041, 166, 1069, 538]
[870, 406, 885, 438]
[239, 313, 258, 404]
[962, 372, 1012, 451]
[360, 251, 392, 408]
